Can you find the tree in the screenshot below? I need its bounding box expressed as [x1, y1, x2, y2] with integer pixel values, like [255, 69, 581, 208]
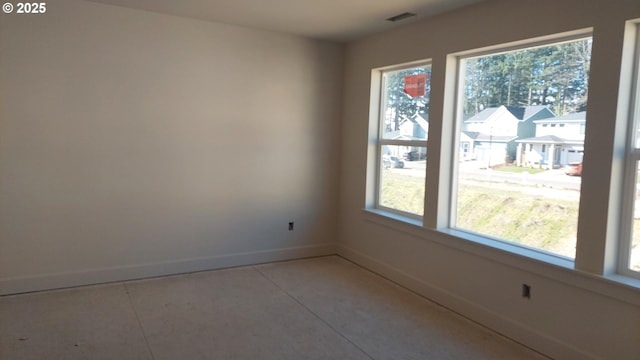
[384, 67, 431, 132]
[462, 38, 592, 117]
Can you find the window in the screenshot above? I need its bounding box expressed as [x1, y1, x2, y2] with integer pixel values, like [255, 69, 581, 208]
[374, 63, 431, 218]
[451, 35, 592, 259]
[621, 23, 640, 277]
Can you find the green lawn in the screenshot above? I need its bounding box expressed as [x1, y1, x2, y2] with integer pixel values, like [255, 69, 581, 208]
[492, 165, 547, 175]
[379, 171, 425, 215]
[456, 182, 578, 258]
[379, 170, 579, 257]
[379, 169, 640, 262]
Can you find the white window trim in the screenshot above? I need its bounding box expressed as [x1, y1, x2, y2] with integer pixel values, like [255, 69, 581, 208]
[371, 61, 432, 222]
[446, 31, 593, 258]
[365, 26, 640, 287]
[619, 22, 640, 279]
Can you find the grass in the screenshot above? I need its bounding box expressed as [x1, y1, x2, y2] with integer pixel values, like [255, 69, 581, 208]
[380, 168, 640, 262]
[492, 165, 547, 175]
[379, 170, 425, 215]
[379, 170, 579, 258]
[456, 182, 578, 258]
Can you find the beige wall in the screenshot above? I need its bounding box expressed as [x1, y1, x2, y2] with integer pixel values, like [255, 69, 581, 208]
[2, 0, 640, 358]
[339, 0, 640, 359]
[0, 0, 343, 293]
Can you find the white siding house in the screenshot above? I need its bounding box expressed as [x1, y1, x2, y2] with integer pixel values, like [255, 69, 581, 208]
[461, 105, 555, 166]
[382, 114, 429, 157]
[516, 112, 586, 168]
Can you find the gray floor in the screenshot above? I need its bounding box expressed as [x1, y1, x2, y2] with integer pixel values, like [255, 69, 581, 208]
[0, 256, 548, 359]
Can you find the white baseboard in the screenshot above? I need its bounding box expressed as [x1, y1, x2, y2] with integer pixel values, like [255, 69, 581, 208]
[0, 243, 337, 296]
[337, 245, 597, 360]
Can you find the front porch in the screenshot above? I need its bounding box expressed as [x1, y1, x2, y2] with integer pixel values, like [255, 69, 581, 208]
[516, 135, 583, 169]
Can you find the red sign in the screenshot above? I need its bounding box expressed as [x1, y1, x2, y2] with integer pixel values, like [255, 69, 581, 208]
[403, 73, 427, 98]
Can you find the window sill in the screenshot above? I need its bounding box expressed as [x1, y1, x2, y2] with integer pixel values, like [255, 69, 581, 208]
[440, 228, 575, 270]
[363, 207, 573, 269]
[363, 208, 423, 229]
[361, 208, 640, 305]
[603, 273, 640, 289]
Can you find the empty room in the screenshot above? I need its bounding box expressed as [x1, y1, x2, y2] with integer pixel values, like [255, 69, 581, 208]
[1, 0, 639, 359]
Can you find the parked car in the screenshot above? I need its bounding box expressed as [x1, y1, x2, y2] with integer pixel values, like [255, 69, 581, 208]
[382, 155, 405, 169]
[391, 156, 405, 168]
[403, 151, 427, 161]
[564, 162, 582, 176]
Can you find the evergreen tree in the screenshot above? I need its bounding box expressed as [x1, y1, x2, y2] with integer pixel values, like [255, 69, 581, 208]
[463, 38, 591, 116]
[384, 67, 431, 132]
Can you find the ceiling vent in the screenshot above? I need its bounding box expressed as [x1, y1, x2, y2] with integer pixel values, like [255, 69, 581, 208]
[386, 12, 416, 22]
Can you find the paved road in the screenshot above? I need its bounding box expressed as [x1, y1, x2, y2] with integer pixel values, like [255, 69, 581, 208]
[459, 168, 581, 191]
[393, 161, 582, 191]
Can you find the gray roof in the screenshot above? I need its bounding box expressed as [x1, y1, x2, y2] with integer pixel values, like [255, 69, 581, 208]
[462, 131, 516, 142]
[474, 134, 518, 142]
[461, 131, 480, 139]
[463, 107, 501, 122]
[516, 135, 566, 144]
[534, 111, 586, 123]
[520, 105, 555, 120]
[464, 105, 555, 123]
[505, 106, 525, 120]
[516, 135, 584, 145]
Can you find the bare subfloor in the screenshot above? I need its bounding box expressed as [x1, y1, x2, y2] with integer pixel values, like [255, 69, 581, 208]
[0, 256, 549, 359]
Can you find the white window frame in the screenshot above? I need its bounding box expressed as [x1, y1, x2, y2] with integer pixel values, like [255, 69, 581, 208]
[365, 28, 640, 288]
[372, 61, 431, 221]
[447, 32, 593, 259]
[619, 23, 640, 279]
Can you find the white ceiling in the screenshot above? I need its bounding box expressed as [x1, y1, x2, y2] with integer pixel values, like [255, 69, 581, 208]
[85, 0, 486, 42]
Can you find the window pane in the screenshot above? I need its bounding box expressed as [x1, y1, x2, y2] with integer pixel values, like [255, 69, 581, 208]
[381, 67, 431, 140]
[376, 64, 431, 217]
[379, 145, 426, 216]
[454, 37, 592, 259]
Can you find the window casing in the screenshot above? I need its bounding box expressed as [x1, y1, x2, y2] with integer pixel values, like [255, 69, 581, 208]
[620, 24, 640, 278]
[373, 63, 432, 220]
[449, 35, 592, 260]
[366, 27, 640, 285]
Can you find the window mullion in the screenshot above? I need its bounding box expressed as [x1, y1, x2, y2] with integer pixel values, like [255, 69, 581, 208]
[379, 140, 428, 147]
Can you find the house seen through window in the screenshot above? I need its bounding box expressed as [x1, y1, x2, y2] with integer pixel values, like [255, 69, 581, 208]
[452, 36, 592, 259]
